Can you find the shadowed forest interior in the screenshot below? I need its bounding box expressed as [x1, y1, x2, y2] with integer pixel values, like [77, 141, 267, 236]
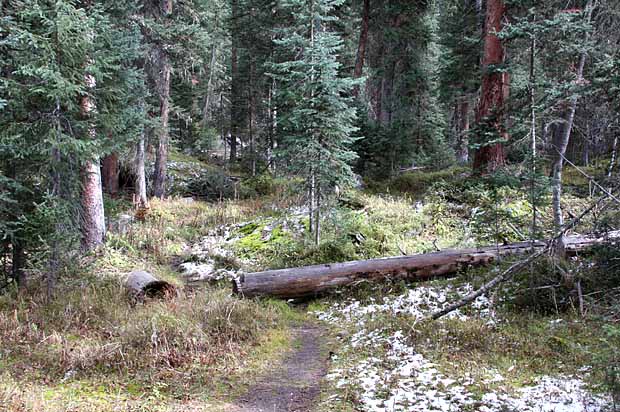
[1, 0, 620, 411]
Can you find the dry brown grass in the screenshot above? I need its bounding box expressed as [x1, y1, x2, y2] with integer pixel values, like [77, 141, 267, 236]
[0, 197, 296, 412]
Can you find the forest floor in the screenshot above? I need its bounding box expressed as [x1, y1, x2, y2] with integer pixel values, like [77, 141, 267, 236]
[1, 160, 618, 412]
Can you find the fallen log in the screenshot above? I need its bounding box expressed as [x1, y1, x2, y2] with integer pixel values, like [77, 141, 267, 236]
[233, 231, 620, 299]
[126, 270, 176, 299]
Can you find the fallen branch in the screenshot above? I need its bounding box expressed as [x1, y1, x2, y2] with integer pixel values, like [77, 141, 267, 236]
[429, 190, 617, 320]
[430, 248, 547, 320]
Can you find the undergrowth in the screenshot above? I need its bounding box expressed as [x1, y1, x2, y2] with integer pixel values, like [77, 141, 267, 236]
[0, 196, 301, 412]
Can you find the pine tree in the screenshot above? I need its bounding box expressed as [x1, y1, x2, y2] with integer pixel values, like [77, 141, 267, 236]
[0, 0, 145, 288]
[270, 0, 359, 244]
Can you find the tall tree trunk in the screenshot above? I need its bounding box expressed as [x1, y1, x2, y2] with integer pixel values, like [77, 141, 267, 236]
[102, 152, 119, 197]
[473, 0, 508, 174]
[80, 60, 106, 251]
[135, 127, 148, 207]
[353, 0, 370, 95]
[314, 184, 321, 245]
[12, 240, 25, 288]
[267, 80, 276, 173]
[308, 170, 315, 234]
[529, 37, 538, 241]
[609, 135, 618, 178]
[551, 1, 593, 258]
[150, 0, 172, 199]
[457, 96, 470, 164]
[552, 52, 587, 257]
[249, 55, 256, 176]
[201, 46, 217, 127]
[230, 0, 240, 163]
[152, 46, 171, 199]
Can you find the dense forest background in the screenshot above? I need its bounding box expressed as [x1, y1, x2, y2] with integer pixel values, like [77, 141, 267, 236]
[2, 0, 620, 286]
[2, 0, 620, 283]
[2, 1, 620, 411]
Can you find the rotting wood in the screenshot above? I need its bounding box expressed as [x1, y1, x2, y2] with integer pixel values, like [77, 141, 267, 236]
[233, 231, 620, 299]
[126, 270, 176, 299]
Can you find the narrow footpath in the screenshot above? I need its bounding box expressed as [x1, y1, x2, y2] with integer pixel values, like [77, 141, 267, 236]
[235, 323, 328, 412]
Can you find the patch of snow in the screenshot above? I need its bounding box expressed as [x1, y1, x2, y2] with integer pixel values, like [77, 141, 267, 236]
[314, 284, 610, 412]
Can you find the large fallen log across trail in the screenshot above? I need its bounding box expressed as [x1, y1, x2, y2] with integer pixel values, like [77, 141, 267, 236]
[233, 231, 620, 299]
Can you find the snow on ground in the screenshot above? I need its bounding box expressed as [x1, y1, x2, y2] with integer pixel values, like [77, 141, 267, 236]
[179, 209, 308, 282]
[315, 284, 610, 412]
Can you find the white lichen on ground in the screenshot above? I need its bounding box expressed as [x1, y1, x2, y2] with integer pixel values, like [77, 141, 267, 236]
[315, 283, 610, 412]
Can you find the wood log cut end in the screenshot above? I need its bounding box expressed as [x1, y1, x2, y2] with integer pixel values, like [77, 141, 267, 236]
[126, 270, 176, 300]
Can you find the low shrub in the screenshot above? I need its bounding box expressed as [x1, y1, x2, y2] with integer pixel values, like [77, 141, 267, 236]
[385, 167, 467, 197]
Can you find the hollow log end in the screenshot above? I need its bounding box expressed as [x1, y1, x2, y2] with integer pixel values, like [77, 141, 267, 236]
[142, 280, 176, 299]
[126, 270, 177, 300]
[231, 273, 245, 296]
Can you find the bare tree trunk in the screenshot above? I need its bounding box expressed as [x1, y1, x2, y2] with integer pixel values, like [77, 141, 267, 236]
[249, 56, 256, 176]
[267, 80, 276, 173]
[201, 46, 217, 127]
[150, 0, 173, 199]
[353, 0, 370, 95]
[152, 47, 171, 199]
[12, 241, 25, 288]
[457, 96, 470, 164]
[135, 127, 148, 207]
[314, 184, 321, 245]
[102, 152, 119, 197]
[551, 2, 593, 257]
[529, 37, 538, 241]
[309, 171, 315, 234]
[473, 0, 508, 174]
[609, 135, 618, 178]
[230, 0, 240, 163]
[233, 231, 620, 299]
[80, 62, 106, 251]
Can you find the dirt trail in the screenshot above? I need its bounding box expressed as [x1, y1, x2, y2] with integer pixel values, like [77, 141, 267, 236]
[235, 323, 327, 412]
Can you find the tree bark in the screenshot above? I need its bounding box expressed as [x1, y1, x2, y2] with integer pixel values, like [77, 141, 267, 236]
[102, 152, 119, 197]
[152, 46, 171, 199]
[551, 1, 593, 257]
[126, 270, 175, 299]
[353, 0, 370, 95]
[149, 0, 173, 199]
[232, 231, 620, 299]
[201, 45, 217, 127]
[135, 127, 148, 207]
[457, 96, 470, 164]
[80, 61, 106, 251]
[229, 0, 240, 163]
[12, 241, 26, 288]
[608, 135, 618, 178]
[473, 0, 508, 174]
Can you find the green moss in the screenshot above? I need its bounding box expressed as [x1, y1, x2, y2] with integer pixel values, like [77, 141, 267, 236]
[234, 223, 294, 260]
[238, 222, 261, 236]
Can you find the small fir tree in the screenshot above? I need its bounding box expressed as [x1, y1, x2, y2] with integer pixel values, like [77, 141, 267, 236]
[270, 0, 359, 244]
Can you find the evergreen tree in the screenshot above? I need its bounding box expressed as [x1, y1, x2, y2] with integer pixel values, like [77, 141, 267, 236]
[0, 0, 144, 288]
[270, 0, 359, 244]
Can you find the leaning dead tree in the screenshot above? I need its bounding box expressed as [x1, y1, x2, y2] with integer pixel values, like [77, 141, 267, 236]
[430, 188, 619, 320]
[233, 230, 620, 299]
